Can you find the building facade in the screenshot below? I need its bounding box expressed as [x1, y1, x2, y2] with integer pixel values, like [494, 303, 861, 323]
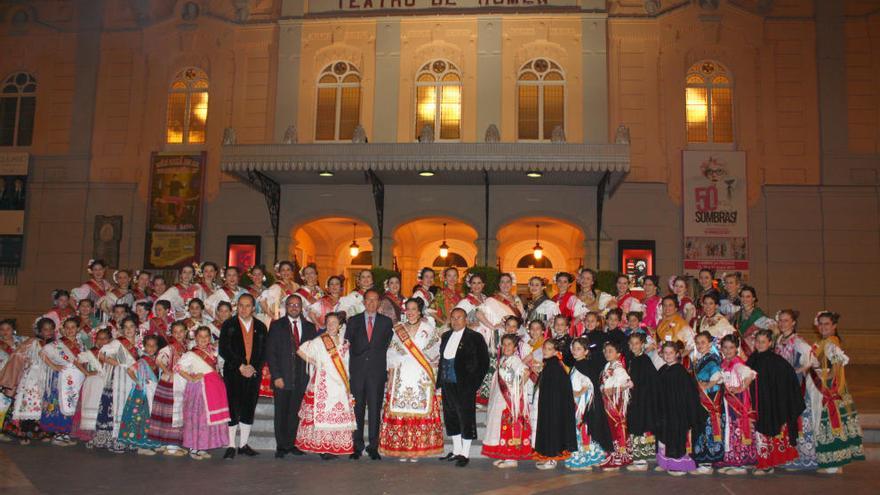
[0, 0, 879, 360]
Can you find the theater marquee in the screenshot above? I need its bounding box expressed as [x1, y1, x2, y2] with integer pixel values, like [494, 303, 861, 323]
[310, 0, 577, 13]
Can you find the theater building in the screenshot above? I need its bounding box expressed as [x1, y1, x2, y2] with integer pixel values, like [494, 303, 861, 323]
[0, 1, 878, 360]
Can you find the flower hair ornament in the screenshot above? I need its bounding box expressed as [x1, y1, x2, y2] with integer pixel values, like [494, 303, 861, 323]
[249, 266, 267, 284]
[112, 270, 121, 284]
[813, 310, 840, 327]
[464, 272, 477, 286]
[86, 259, 97, 274]
[191, 262, 203, 279]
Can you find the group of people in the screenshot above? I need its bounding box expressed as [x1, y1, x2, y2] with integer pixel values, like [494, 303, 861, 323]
[0, 260, 866, 477]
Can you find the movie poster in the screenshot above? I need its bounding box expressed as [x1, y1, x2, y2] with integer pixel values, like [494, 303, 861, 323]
[682, 150, 748, 275]
[144, 152, 205, 269]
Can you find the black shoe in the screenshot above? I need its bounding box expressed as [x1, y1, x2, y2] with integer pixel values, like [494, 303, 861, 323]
[455, 455, 469, 467]
[320, 453, 338, 461]
[223, 447, 236, 460]
[289, 447, 305, 456]
[274, 449, 287, 459]
[238, 445, 259, 457]
[367, 449, 381, 461]
[439, 452, 456, 461]
[349, 452, 361, 460]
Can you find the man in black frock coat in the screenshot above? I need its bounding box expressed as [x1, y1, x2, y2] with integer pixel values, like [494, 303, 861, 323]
[437, 307, 489, 467]
[344, 288, 393, 460]
[266, 294, 317, 458]
[218, 293, 268, 459]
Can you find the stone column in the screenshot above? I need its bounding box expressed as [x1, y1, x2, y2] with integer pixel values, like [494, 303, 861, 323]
[581, 14, 609, 144]
[274, 19, 303, 142]
[476, 16, 502, 139]
[372, 19, 401, 143]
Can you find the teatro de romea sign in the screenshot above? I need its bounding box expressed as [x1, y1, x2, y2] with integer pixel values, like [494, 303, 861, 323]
[312, 0, 578, 13]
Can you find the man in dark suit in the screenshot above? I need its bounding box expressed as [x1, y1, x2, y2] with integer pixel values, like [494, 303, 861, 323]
[266, 294, 317, 458]
[344, 288, 393, 460]
[218, 293, 268, 460]
[437, 307, 489, 467]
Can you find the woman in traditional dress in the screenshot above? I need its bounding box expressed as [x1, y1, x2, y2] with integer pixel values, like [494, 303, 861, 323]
[71, 259, 114, 321]
[695, 292, 735, 342]
[746, 329, 804, 475]
[41, 290, 76, 334]
[295, 312, 356, 459]
[525, 276, 558, 330]
[599, 341, 633, 469]
[197, 262, 220, 296]
[177, 326, 230, 460]
[811, 311, 865, 473]
[151, 275, 168, 304]
[181, 298, 215, 344]
[97, 269, 136, 317]
[473, 273, 522, 404]
[732, 285, 774, 356]
[0, 319, 24, 435]
[307, 275, 344, 329]
[625, 332, 657, 470]
[147, 321, 188, 457]
[338, 269, 373, 318]
[90, 316, 139, 453]
[204, 267, 247, 319]
[614, 274, 643, 315]
[379, 298, 444, 461]
[455, 273, 491, 346]
[690, 331, 725, 474]
[482, 334, 533, 468]
[3, 318, 55, 444]
[138, 300, 173, 351]
[577, 268, 614, 315]
[259, 260, 300, 321]
[295, 263, 323, 308]
[39, 317, 86, 446]
[118, 334, 162, 455]
[641, 275, 663, 331]
[716, 333, 758, 475]
[555, 272, 589, 337]
[378, 274, 405, 324]
[76, 299, 101, 348]
[156, 265, 205, 319]
[411, 267, 436, 316]
[564, 337, 608, 471]
[431, 267, 462, 328]
[533, 339, 578, 470]
[71, 328, 110, 443]
[774, 309, 819, 470]
[655, 295, 696, 364]
[671, 276, 697, 325]
[246, 265, 268, 301]
[132, 270, 152, 302]
[654, 341, 705, 476]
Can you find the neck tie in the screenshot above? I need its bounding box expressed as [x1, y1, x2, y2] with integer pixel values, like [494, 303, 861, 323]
[367, 315, 374, 342]
[292, 319, 300, 346]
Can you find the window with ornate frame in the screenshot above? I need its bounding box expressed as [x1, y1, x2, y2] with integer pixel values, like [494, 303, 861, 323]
[685, 61, 733, 144]
[315, 61, 362, 141]
[517, 59, 565, 141]
[165, 67, 209, 145]
[415, 60, 461, 141]
[0, 72, 36, 147]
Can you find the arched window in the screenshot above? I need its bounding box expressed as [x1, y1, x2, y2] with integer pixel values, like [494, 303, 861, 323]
[517, 59, 564, 141]
[685, 61, 733, 144]
[415, 60, 461, 141]
[0, 72, 36, 147]
[316, 62, 361, 141]
[432, 252, 469, 268]
[166, 67, 209, 145]
[516, 253, 553, 269]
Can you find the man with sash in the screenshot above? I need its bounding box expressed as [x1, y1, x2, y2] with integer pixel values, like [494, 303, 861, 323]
[218, 293, 268, 460]
[344, 288, 393, 460]
[266, 294, 317, 459]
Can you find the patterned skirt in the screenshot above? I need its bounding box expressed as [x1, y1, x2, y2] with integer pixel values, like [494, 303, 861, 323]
[783, 401, 818, 470]
[39, 372, 73, 434]
[379, 395, 445, 458]
[295, 388, 354, 455]
[118, 387, 160, 449]
[182, 380, 228, 451]
[629, 433, 656, 462]
[692, 416, 725, 464]
[755, 425, 799, 469]
[815, 392, 865, 468]
[656, 442, 696, 472]
[564, 426, 606, 469]
[259, 363, 274, 398]
[147, 379, 182, 445]
[0, 394, 11, 430]
[2, 397, 46, 440]
[717, 411, 758, 467]
[89, 384, 129, 452]
[480, 407, 533, 461]
[69, 397, 93, 442]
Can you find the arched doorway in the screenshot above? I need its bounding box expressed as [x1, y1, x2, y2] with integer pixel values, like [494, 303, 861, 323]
[392, 217, 478, 293]
[290, 217, 374, 292]
[497, 217, 586, 293]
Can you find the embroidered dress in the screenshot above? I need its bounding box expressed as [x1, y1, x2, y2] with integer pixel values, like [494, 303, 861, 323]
[473, 296, 518, 404]
[4, 339, 50, 440]
[732, 307, 773, 357]
[0, 336, 23, 428]
[148, 339, 186, 445]
[97, 288, 135, 318]
[306, 295, 342, 330]
[641, 295, 662, 331]
[90, 337, 138, 451]
[555, 292, 589, 337]
[39, 338, 84, 434]
[295, 333, 356, 455]
[577, 289, 614, 316]
[71, 348, 103, 441]
[482, 354, 533, 460]
[156, 283, 205, 319]
[379, 321, 444, 458]
[179, 347, 230, 451]
[525, 294, 559, 330]
[204, 285, 248, 318]
[655, 314, 696, 362]
[118, 357, 161, 449]
[338, 289, 366, 318]
[695, 314, 736, 342]
[564, 366, 606, 469]
[811, 337, 865, 469]
[717, 356, 758, 467]
[691, 351, 725, 465]
[71, 278, 113, 321]
[378, 291, 406, 324]
[431, 286, 462, 329]
[775, 332, 819, 470]
[259, 281, 301, 321]
[600, 360, 633, 467]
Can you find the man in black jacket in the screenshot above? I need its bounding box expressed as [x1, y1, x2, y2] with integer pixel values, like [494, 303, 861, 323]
[437, 307, 489, 467]
[266, 294, 317, 458]
[344, 288, 393, 460]
[218, 293, 268, 460]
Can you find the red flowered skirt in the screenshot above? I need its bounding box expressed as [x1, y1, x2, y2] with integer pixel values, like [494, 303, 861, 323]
[756, 425, 799, 469]
[481, 408, 533, 460]
[378, 394, 444, 458]
[295, 389, 354, 455]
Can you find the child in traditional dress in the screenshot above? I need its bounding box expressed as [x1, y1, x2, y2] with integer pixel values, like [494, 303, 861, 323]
[118, 334, 162, 454]
[91, 316, 139, 453]
[39, 317, 86, 447]
[178, 326, 230, 460]
[482, 334, 532, 468]
[625, 332, 657, 471]
[690, 331, 724, 474]
[565, 337, 608, 471]
[148, 321, 188, 457]
[533, 339, 577, 470]
[603, 309, 628, 352]
[717, 333, 757, 475]
[599, 341, 633, 470]
[624, 312, 644, 336]
[71, 328, 111, 443]
[549, 315, 573, 366]
[654, 341, 705, 476]
[0, 319, 24, 438]
[3, 318, 55, 444]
